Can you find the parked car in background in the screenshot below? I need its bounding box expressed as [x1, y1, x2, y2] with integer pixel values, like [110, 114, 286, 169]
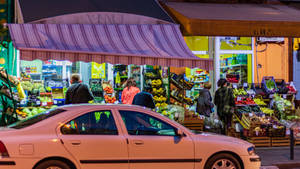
[0, 104, 260, 169]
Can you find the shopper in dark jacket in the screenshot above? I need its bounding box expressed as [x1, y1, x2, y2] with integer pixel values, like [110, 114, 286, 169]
[196, 83, 214, 117]
[214, 79, 235, 135]
[132, 87, 155, 109]
[65, 74, 94, 104]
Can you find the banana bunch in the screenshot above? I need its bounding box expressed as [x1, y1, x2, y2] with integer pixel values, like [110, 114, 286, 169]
[260, 107, 274, 115]
[254, 98, 267, 106]
[254, 127, 262, 132]
[152, 88, 164, 94]
[277, 126, 285, 129]
[153, 95, 167, 102]
[152, 79, 162, 87]
[145, 72, 156, 78]
[233, 88, 247, 97]
[156, 102, 168, 108]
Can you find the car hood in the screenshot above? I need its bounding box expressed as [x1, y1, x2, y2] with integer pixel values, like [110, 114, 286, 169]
[195, 132, 253, 146]
[0, 127, 17, 134]
[0, 127, 16, 131]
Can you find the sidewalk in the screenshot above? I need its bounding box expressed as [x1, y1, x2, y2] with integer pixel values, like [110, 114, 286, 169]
[256, 146, 300, 169]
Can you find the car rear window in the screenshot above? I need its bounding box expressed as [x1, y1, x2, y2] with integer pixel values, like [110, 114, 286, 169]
[8, 108, 66, 129]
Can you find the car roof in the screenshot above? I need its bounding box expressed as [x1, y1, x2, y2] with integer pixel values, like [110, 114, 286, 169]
[60, 104, 152, 111]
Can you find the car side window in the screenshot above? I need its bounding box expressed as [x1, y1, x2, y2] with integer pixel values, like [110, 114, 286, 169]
[119, 110, 176, 136]
[61, 110, 118, 135]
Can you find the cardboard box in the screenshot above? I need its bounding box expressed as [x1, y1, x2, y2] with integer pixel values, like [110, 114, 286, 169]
[52, 87, 64, 99]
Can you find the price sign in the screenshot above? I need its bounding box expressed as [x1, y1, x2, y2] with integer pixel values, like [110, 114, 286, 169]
[249, 113, 253, 117]
[237, 97, 242, 101]
[42, 102, 47, 106]
[233, 84, 237, 89]
[283, 94, 287, 99]
[36, 101, 41, 105]
[54, 100, 58, 104]
[243, 83, 248, 88]
[286, 129, 290, 136]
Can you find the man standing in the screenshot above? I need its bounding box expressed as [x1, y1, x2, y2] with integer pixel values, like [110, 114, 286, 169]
[132, 87, 155, 109]
[214, 79, 235, 135]
[65, 74, 94, 104]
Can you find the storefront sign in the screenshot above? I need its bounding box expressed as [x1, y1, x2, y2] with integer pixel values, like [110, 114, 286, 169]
[91, 62, 106, 79]
[283, 94, 287, 99]
[257, 37, 284, 44]
[220, 37, 239, 41]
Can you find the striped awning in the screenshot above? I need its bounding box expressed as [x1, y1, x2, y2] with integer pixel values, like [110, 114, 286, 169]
[8, 24, 213, 69]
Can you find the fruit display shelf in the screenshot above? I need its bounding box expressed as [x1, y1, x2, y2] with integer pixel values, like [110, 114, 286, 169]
[245, 136, 300, 147]
[220, 64, 247, 69]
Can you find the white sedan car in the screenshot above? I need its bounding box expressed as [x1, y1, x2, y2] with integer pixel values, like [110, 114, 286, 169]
[0, 104, 260, 169]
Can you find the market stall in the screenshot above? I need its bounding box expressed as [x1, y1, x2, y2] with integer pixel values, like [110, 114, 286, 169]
[9, 62, 212, 127]
[226, 76, 300, 147]
[2, 23, 213, 126]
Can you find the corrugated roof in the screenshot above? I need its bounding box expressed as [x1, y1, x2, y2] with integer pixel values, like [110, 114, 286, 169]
[9, 23, 213, 69]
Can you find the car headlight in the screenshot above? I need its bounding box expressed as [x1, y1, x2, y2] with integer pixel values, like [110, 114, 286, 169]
[247, 146, 256, 155]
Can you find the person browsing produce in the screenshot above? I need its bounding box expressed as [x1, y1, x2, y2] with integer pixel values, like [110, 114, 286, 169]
[65, 74, 94, 104]
[214, 79, 235, 135]
[196, 83, 214, 117]
[132, 87, 155, 109]
[121, 78, 140, 105]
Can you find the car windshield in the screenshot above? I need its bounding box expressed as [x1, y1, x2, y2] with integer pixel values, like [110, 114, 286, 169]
[8, 108, 66, 129]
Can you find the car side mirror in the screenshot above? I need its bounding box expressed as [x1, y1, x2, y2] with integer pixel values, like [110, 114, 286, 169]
[176, 128, 185, 137]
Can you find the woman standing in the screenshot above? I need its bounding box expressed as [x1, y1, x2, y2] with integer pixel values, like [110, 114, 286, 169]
[214, 79, 235, 135]
[196, 83, 214, 117]
[121, 78, 140, 105]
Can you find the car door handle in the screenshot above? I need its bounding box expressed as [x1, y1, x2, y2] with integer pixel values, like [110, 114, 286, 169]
[133, 140, 144, 145]
[70, 140, 81, 146]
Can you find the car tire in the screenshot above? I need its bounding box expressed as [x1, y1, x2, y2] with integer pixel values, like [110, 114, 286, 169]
[35, 160, 71, 169]
[204, 153, 242, 169]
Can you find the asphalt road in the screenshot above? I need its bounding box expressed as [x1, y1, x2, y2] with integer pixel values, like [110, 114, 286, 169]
[257, 146, 300, 169]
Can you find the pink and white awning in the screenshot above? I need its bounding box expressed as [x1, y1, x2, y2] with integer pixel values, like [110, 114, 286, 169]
[8, 24, 213, 69]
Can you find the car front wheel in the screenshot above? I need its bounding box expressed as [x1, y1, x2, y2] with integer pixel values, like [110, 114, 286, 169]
[35, 160, 71, 169]
[205, 153, 242, 169]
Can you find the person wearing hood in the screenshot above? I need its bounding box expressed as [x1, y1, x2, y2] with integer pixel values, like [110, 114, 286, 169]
[196, 83, 214, 117]
[214, 79, 235, 135]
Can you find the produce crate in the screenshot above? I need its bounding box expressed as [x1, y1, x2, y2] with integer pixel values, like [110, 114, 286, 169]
[247, 137, 271, 147]
[51, 87, 64, 99]
[295, 138, 300, 145]
[268, 127, 286, 137]
[228, 128, 241, 138]
[271, 136, 290, 147]
[183, 119, 204, 132]
[262, 76, 277, 94]
[244, 127, 268, 137]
